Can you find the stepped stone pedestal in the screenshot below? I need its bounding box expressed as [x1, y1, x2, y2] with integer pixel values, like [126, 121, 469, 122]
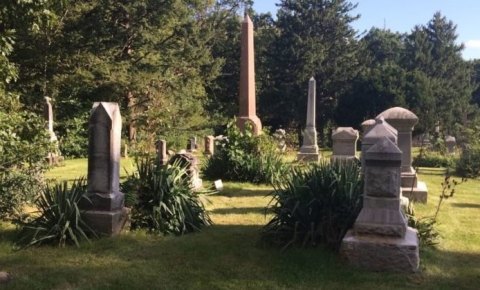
[377, 107, 428, 203]
[341, 125, 419, 272]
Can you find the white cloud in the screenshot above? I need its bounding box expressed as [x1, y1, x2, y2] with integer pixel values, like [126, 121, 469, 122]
[465, 40, 480, 49]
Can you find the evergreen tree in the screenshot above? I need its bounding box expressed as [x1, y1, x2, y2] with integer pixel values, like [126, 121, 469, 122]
[263, 0, 360, 141]
[404, 12, 475, 132]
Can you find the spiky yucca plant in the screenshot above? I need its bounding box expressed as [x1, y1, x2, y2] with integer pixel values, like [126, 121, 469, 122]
[263, 161, 363, 251]
[122, 158, 211, 235]
[15, 178, 97, 248]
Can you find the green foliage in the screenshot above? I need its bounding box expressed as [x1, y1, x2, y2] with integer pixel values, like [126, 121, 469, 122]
[412, 150, 456, 168]
[15, 178, 97, 248]
[263, 0, 360, 130]
[456, 145, 480, 178]
[404, 202, 439, 247]
[58, 113, 88, 158]
[0, 110, 51, 221]
[262, 161, 363, 251]
[202, 121, 288, 184]
[122, 158, 211, 235]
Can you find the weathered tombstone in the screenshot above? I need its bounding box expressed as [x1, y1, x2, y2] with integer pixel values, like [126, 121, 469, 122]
[340, 136, 420, 272]
[273, 129, 287, 152]
[82, 102, 127, 236]
[331, 127, 359, 162]
[361, 117, 397, 170]
[43, 97, 63, 165]
[156, 139, 168, 165]
[445, 136, 456, 154]
[360, 119, 375, 137]
[377, 107, 428, 203]
[204, 135, 215, 156]
[187, 136, 197, 153]
[236, 12, 262, 135]
[170, 152, 203, 190]
[297, 77, 320, 162]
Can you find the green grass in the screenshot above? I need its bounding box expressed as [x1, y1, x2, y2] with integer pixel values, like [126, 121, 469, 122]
[45, 158, 136, 182]
[1, 158, 479, 289]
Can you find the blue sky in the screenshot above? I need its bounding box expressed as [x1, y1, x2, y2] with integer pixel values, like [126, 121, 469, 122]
[253, 0, 480, 60]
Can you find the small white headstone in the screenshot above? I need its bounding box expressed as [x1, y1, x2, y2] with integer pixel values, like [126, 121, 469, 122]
[214, 180, 224, 191]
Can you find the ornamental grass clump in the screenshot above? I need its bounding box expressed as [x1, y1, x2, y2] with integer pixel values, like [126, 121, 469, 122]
[122, 158, 211, 235]
[262, 161, 363, 251]
[202, 120, 288, 184]
[15, 178, 97, 248]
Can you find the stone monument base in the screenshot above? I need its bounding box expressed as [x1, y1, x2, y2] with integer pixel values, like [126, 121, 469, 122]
[297, 152, 320, 162]
[401, 181, 428, 203]
[401, 170, 418, 187]
[340, 227, 419, 272]
[236, 116, 262, 135]
[82, 207, 128, 236]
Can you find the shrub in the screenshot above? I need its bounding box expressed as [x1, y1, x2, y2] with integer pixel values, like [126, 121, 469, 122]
[122, 157, 211, 235]
[58, 113, 88, 158]
[456, 145, 480, 178]
[0, 171, 43, 221]
[412, 150, 456, 168]
[262, 161, 363, 251]
[0, 110, 51, 221]
[202, 120, 288, 184]
[15, 178, 97, 248]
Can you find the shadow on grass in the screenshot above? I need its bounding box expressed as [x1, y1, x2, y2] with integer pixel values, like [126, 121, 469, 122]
[420, 248, 480, 289]
[417, 167, 448, 175]
[0, 226, 17, 243]
[217, 187, 273, 198]
[451, 202, 480, 209]
[209, 207, 267, 215]
[5, 224, 480, 289]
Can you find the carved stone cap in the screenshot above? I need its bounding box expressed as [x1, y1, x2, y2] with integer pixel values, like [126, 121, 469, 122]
[365, 136, 402, 162]
[445, 136, 456, 143]
[332, 127, 359, 140]
[363, 117, 398, 146]
[361, 119, 375, 127]
[377, 107, 419, 127]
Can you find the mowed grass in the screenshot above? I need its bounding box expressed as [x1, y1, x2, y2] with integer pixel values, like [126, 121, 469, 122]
[0, 158, 479, 289]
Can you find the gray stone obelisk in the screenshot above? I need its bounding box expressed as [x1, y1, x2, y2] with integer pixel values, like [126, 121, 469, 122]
[236, 12, 262, 135]
[82, 102, 127, 236]
[297, 77, 320, 162]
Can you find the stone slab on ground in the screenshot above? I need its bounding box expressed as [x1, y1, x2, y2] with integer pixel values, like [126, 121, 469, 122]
[401, 181, 428, 203]
[340, 227, 420, 272]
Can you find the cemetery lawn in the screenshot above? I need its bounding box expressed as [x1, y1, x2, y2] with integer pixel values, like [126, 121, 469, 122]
[0, 160, 479, 289]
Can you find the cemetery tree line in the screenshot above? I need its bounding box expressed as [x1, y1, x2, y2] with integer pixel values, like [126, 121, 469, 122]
[0, 0, 478, 157]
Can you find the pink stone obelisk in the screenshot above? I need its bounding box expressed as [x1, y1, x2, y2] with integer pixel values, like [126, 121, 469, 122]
[236, 12, 262, 135]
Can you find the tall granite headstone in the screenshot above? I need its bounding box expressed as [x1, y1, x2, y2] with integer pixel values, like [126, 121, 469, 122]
[297, 77, 320, 162]
[82, 102, 127, 236]
[236, 12, 262, 135]
[377, 107, 428, 203]
[204, 135, 215, 156]
[340, 136, 419, 272]
[156, 139, 168, 165]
